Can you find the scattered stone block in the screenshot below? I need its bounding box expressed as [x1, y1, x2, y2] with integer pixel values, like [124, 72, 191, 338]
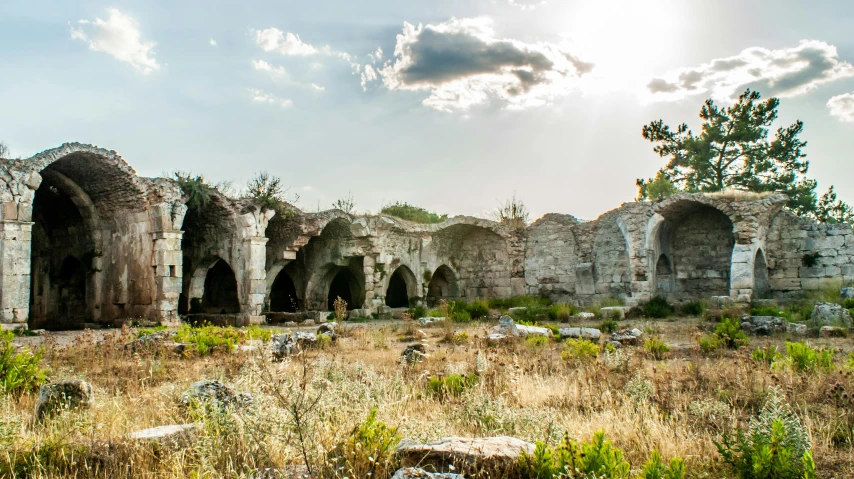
[127, 424, 199, 446]
[179, 380, 253, 409]
[401, 343, 427, 363]
[392, 467, 463, 479]
[740, 315, 787, 335]
[573, 312, 596, 320]
[786, 322, 807, 335]
[841, 288, 854, 300]
[558, 327, 601, 340]
[35, 379, 94, 420]
[810, 303, 852, 329]
[820, 326, 848, 338]
[396, 436, 535, 474]
[611, 329, 642, 346]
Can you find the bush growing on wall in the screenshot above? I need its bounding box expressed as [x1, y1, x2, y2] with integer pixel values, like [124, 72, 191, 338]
[380, 202, 447, 224]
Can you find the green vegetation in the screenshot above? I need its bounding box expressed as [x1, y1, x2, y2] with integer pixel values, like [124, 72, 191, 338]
[173, 171, 216, 210]
[380, 202, 447, 224]
[327, 408, 400, 479]
[561, 339, 600, 362]
[680, 300, 705, 317]
[426, 373, 478, 397]
[716, 389, 815, 479]
[492, 193, 530, 227]
[142, 324, 275, 355]
[639, 450, 686, 479]
[599, 318, 619, 333]
[547, 303, 577, 321]
[518, 431, 631, 479]
[644, 337, 670, 360]
[638, 88, 852, 223]
[752, 345, 782, 366]
[1, 331, 46, 394]
[699, 318, 750, 353]
[525, 335, 550, 348]
[783, 342, 834, 373]
[641, 297, 675, 319]
[488, 295, 552, 310]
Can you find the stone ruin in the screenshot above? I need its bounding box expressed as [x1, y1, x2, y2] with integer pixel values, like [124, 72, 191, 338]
[0, 143, 852, 330]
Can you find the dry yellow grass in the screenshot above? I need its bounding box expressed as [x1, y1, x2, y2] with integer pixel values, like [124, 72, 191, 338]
[3, 318, 854, 478]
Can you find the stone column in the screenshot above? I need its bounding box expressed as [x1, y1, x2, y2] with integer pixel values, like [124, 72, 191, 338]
[0, 218, 33, 330]
[729, 243, 755, 302]
[149, 202, 186, 326]
[240, 237, 268, 325]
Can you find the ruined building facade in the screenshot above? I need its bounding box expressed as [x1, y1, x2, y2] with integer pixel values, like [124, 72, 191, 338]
[1, 144, 852, 330]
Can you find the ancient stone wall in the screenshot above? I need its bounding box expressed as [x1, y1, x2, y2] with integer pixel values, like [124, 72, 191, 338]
[525, 214, 579, 302]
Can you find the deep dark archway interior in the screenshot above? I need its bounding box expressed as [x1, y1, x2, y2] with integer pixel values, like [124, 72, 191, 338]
[30, 177, 93, 329]
[426, 265, 456, 307]
[57, 256, 87, 324]
[202, 260, 240, 314]
[385, 268, 410, 308]
[328, 268, 358, 311]
[270, 270, 299, 312]
[655, 254, 674, 295]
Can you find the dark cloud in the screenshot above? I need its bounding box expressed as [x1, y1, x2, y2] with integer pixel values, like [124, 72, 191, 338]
[381, 18, 592, 111]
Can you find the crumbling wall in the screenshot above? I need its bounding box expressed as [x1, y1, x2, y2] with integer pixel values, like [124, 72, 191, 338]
[429, 224, 512, 299]
[669, 206, 734, 299]
[525, 214, 579, 301]
[766, 210, 854, 297]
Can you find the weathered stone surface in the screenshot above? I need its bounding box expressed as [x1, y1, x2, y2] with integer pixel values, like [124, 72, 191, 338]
[418, 317, 446, 326]
[179, 380, 252, 409]
[391, 467, 463, 479]
[402, 343, 427, 363]
[810, 303, 853, 329]
[269, 332, 317, 359]
[786, 322, 807, 335]
[35, 379, 94, 420]
[841, 288, 854, 299]
[559, 327, 601, 340]
[127, 424, 199, 446]
[573, 312, 596, 320]
[611, 328, 642, 345]
[820, 326, 847, 338]
[396, 436, 535, 474]
[740, 315, 787, 335]
[492, 316, 552, 338]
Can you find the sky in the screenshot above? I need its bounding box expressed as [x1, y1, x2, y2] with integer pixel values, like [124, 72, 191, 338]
[1, 0, 853, 221]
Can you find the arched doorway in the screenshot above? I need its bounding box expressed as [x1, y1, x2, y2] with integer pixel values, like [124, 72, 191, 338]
[327, 268, 360, 311]
[426, 265, 458, 307]
[270, 270, 299, 312]
[29, 173, 97, 329]
[654, 254, 675, 295]
[202, 260, 240, 314]
[386, 265, 416, 308]
[754, 249, 770, 297]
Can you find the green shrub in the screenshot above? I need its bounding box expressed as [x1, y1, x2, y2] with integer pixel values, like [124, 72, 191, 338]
[680, 300, 706, 317]
[452, 310, 472, 323]
[466, 300, 490, 319]
[639, 450, 686, 479]
[698, 333, 722, 353]
[784, 342, 834, 373]
[752, 345, 782, 366]
[488, 295, 551, 310]
[547, 303, 577, 321]
[714, 318, 750, 349]
[381, 201, 447, 224]
[1, 331, 46, 394]
[641, 296, 675, 319]
[407, 305, 427, 319]
[526, 335, 550, 348]
[716, 388, 814, 479]
[326, 408, 401, 479]
[644, 336, 670, 360]
[426, 373, 478, 397]
[561, 339, 600, 362]
[518, 431, 630, 479]
[599, 318, 618, 333]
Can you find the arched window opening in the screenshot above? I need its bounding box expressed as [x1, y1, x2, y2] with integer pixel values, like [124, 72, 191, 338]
[270, 270, 299, 312]
[202, 260, 240, 314]
[385, 267, 411, 308]
[426, 265, 458, 307]
[327, 268, 359, 311]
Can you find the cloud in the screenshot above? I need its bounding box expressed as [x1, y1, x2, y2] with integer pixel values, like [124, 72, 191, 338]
[379, 17, 592, 111]
[361, 64, 378, 91]
[507, 0, 547, 11]
[646, 40, 854, 102]
[253, 27, 319, 55]
[209, 38, 217, 47]
[70, 8, 160, 74]
[310, 83, 325, 91]
[828, 92, 854, 122]
[252, 59, 288, 79]
[248, 88, 293, 108]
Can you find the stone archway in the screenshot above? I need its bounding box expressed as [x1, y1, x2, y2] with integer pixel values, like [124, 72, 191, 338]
[201, 259, 240, 314]
[426, 265, 459, 307]
[650, 201, 735, 300]
[386, 265, 416, 308]
[270, 269, 299, 312]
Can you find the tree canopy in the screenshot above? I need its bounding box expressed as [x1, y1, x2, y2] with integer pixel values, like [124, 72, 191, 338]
[638, 89, 852, 223]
